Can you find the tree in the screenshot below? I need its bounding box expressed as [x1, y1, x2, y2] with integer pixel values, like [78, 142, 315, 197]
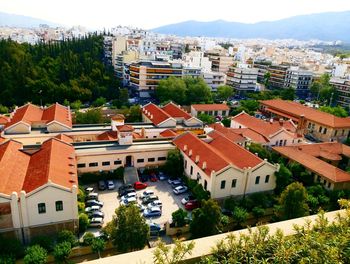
[197, 113, 215, 124]
[184, 77, 212, 104]
[280, 88, 295, 100]
[91, 238, 105, 259]
[79, 213, 90, 232]
[216, 85, 233, 101]
[53, 242, 72, 263]
[93, 97, 107, 107]
[164, 149, 184, 179]
[57, 230, 77, 247]
[172, 209, 188, 227]
[70, 100, 82, 110]
[190, 199, 221, 238]
[156, 77, 187, 104]
[24, 245, 47, 264]
[192, 183, 210, 201]
[319, 106, 348, 117]
[126, 105, 142, 122]
[75, 108, 105, 124]
[310, 73, 336, 104]
[247, 143, 271, 160]
[278, 182, 309, 220]
[232, 206, 249, 228]
[82, 232, 95, 246]
[153, 239, 195, 264]
[109, 205, 149, 252]
[263, 71, 271, 87]
[30, 235, 54, 252]
[221, 118, 231, 127]
[275, 164, 293, 194]
[0, 235, 24, 259]
[0, 104, 8, 113]
[118, 88, 129, 107]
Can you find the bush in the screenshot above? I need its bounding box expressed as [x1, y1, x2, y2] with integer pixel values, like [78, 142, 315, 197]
[78, 168, 124, 185]
[57, 230, 77, 247]
[192, 184, 210, 201]
[252, 206, 265, 219]
[172, 209, 188, 227]
[78, 202, 85, 213]
[0, 235, 24, 259]
[82, 232, 95, 246]
[0, 104, 8, 114]
[30, 235, 54, 252]
[0, 255, 15, 264]
[23, 245, 47, 264]
[224, 197, 237, 212]
[77, 187, 86, 203]
[79, 213, 90, 233]
[53, 242, 72, 263]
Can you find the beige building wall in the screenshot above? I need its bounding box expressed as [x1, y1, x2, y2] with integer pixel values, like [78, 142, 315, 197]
[47, 122, 71, 133]
[5, 123, 30, 134]
[306, 120, 350, 142]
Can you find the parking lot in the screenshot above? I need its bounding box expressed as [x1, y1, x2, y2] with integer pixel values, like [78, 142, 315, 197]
[84, 178, 189, 231]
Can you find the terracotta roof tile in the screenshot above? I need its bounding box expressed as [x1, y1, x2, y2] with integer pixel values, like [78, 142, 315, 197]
[160, 129, 178, 138]
[97, 131, 119, 141]
[192, 104, 229, 111]
[162, 102, 192, 120]
[117, 124, 134, 132]
[209, 123, 246, 143]
[55, 134, 73, 143]
[142, 103, 172, 126]
[42, 103, 72, 128]
[0, 115, 9, 125]
[231, 128, 269, 144]
[261, 99, 350, 128]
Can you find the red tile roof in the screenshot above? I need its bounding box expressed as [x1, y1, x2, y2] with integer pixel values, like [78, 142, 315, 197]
[160, 129, 178, 138]
[117, 125, 134, 132]
[0, 115, 9, 125]
[273, 143, 350, 183]
[55, 134, 73, 144]
[0, 138, 77, 195]
[162, 102, 192, 120]
[142, 103, 172, 126]
[231, 128, 269, 144]
[5, 103, 72, 129]
[0, 137, 6, 144]
[261, 99, 350, 128]
[209, 123, 246, 143]
[192, 104, 229, 111]
[173, 132, 262, 176]
[97, 131, 119, 141]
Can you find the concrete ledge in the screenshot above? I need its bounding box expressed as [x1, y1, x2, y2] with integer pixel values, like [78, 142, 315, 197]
[85, 209, 346, 264]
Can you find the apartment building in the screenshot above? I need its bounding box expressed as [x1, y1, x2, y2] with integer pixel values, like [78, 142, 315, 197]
[205, 50, 234, 73]
[253, 61, 270, 83]
[201, 71, 226, 92]
[260, 99, 350, 142]
[191, 104, 230, 118]
[182, 51, 212, 73]
[267, 64, 289, 90]
[0, 138, 78, 243]
[115, 50, 139, 81]
[173, 132, 279, 199]
[273, 142, 350, 190]
[226, 64, 258, 94]
[285, 67, 313, 99]
[331, 78, 350, 109]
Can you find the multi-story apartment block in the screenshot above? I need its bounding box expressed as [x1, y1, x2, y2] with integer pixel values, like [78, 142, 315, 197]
[253, 61, 271, 83]
[284, 67, 313, 99]
[170, 43, 184, 59]
[267, 64, 289, 90]
[331, 78, 350, 109]
[226, 64, 258, 94]
[201, 71, 226, 92]
[115, 51, 139, 81]
[182, 51, 212, 73]
[205, 50, 234, 73]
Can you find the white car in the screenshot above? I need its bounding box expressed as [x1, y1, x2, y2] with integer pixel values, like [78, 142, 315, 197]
[89, 217, 104, 227]
[85, 205, 101, 213]
[140, 190, 154, 199]
[107, 180, 115, 190]
[147, 200, 162, 209]
[181, 195, 195, 205]
[173, 185, 188, 195]
[168, 178, 181, 185]
[121, 192, 137, 201]
[121, 196, 137, 206]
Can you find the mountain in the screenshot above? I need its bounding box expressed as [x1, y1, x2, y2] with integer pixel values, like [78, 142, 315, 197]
[0, 12, 61, 28]
[152, 11, 350, 42]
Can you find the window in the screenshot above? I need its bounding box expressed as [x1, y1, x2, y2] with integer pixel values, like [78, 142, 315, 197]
[190, 166, 193, 175]
[319, 126, 322, 133]
[342, 130, 345, 136]
[196, 173, 201, 181]
[279, 140, 283, 146]
[222, 110, 227, 116]
[283, 140, 287, 146]
[231, 179, 237, 188]
[157, 157, 166, 161]
[148, 158, 155, 162]
[77, 163, 86, 168]
[184, 160, 187, 169]
[55, 201, 63, 211]
[334, 130, 338, 136]
[214, 111, 218, 116]
[275, 140, 278, 146]
[38, 203, 46, 214]
[114, 160, 122, 165]
[255, 176, 260, 184]
[220, 180, 226, 189]
[323, 128, 327, 134]
[265, 175, 270, 183]
[102, 161, 110, 166]
[327, 182, 331, 188]
[204, 180, 208, 190]
[89, 162, 98, 167]
[137, 159, 144, 163]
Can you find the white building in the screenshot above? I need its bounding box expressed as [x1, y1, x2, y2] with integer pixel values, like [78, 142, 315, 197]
[226, 63, 258, 94]
[201, 71, 226, 91]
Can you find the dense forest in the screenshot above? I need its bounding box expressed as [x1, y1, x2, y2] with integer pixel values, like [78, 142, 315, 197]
[0, 34, 120, 107]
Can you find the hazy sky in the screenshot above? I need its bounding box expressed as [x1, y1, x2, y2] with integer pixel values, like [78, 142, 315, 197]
[1, 0, 350, 29]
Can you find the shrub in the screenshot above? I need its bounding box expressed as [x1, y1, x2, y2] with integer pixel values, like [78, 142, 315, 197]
[78, 202, 85, 213]
[53, 242, 72, 263]
[0, 235, 24, 259]
[252, 206, 265, 219]
[57, 230, 77, 247]
[224, 197, 237, 212]
[77, 187, 86, 203]
[30, 235, 54, 252]
[82, 232, 95, 246]
[172, 209, 188, 227]
[79, 213, 90, 233]
[23, 245, 47, 264]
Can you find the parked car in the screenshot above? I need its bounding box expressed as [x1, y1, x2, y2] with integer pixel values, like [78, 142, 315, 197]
[168, 178, 181, 185]
[181, 195, 196, 205]
[140, 190, 154, 199]
[147, 200, 162, 209]
[85, 187, 94, 193]
[157, 172, 168, 181]
[136, 204, 146, 212]
[185, 200, 200, 210]
[143, 206, 162, 218]
[142, 195, 159, 205]
[121, 196, 137, 206]
[149, 222, 161, 236]
[86, 200, 104, 208]
[86, 192, 99, 201]
[88, 211, 105, 219]
[134, 181, 148, 190]
[121, 192, 137, 201]
[85, 205, 101, 214]
[98, 180, 106, 191]
[107, 180, 115, 190]
[119, 187, 136, 197]
[118, 184, 133, 193]
[149, 173, 158, 182]
[89, 217, 104, 227]
[173, 185, 188, 195]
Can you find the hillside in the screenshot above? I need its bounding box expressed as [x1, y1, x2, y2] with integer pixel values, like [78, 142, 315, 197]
[0, 12, 60, 28]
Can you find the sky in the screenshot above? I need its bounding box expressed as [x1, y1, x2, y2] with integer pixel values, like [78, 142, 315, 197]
[1, 0, 350, 29]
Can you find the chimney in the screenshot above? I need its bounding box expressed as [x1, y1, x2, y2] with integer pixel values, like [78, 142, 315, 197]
[189, 149, 192, 156]
[255, 152, 259, 156]
[195, 155, 200, 163]
[269, 118, 273, 124]
[184, 144, 187, 151]
[202, 161, 207, 170]
[279, 118, 283, 125]
[150, 114, 153, 119]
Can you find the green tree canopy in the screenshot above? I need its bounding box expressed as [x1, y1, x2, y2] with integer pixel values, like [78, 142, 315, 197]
[197, 113, 215, 124]
[156, 77, 187, 104]
[172, 208, 188, 227]
[275, 164, 293, 194]
[184, 77, 212, 104]
[91, 238, 105, 258]
[75, 108, 105, 124]
[53, 242, 72, 263]
[319, 105, 348, 117]
[216, 85, 234, 101]
[164, 149, 184, 179]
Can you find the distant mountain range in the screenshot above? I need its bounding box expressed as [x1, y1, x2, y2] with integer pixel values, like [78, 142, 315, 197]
[152, 11, 350, 42]
[0, 12, 60, 28]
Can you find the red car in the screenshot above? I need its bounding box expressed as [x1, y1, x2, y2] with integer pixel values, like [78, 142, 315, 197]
[134, 181, 148, 190]
[149, 173, 158, 182]
[185, 200, 200, 211]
